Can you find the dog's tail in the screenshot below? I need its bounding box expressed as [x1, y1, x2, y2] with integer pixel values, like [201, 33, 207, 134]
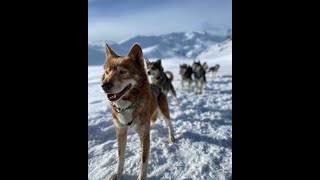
[165, 71, 174, 82]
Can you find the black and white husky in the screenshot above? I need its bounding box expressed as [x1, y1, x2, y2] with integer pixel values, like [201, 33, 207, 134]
[208, 64, 220, 77]
[146, 59, 179, 105]
[192, 60, 206, 94]
[179, 63, 193, 91]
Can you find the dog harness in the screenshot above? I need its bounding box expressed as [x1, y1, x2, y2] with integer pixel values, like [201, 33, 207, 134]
[112, 103, 132, 113]
[111, 84, 162, 126]
[150, 84, 162, 102]
[112, 101, 139, 126]
[152, 72, 167, 91]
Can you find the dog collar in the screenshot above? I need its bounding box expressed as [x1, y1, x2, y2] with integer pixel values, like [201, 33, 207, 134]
[127, 118, 135, 126]
[112, 103, 135, 126]
[112, 103, 137, 126]
[112, 103, 132, 113]
[150, 84, 162, 102]
[111, 98, 142, 114]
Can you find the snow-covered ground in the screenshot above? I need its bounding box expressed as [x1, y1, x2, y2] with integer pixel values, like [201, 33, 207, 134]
[88, 40, 232, 180]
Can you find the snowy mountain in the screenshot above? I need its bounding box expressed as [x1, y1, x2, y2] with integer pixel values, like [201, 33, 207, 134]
[88, 44, 105, 66]
[88, 31, 226, 65]
[197, 37, 232, 75]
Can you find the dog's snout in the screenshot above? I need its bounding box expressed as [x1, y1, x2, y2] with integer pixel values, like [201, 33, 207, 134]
[101, 82, 113, 91]
[147, 71, 150, 75]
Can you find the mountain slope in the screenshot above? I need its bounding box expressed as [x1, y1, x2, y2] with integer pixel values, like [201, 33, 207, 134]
[197, 38, 232, 75]
[88, 31, 226, 65]
[110, 32, 224, 59]
[88, 44, 105, 66]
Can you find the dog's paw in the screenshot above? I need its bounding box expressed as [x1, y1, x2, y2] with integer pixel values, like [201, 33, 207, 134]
[107, 171, 121, 180]
[168, 135, 175, 143]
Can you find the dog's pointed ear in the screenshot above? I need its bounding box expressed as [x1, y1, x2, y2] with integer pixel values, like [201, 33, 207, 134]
[145, 58, 150, 65]
[105, 43, 118, 58]
[157, 59, 161, 65]
[128, 43, 143, 65]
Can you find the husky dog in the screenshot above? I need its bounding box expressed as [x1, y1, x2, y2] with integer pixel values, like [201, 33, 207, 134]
[101, 43, 175, 180]
[145, 59, 179, 105]
[192, 60, 206, 94]
[179, 63, 193, 91]
[208, 64, 220, 77]
[202, 62, 209, 71]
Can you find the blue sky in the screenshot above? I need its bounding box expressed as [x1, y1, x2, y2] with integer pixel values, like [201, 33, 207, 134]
[88, 0, 232, 42]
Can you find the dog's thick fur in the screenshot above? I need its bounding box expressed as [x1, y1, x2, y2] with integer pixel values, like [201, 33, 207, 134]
[101, 44, 175, 180]
[208, 64, 220, 77]
[179, 63, 193, 91]
[192, 60, 206, 94]
[145, 59, 179, 105]
[202, 62, 209, 71]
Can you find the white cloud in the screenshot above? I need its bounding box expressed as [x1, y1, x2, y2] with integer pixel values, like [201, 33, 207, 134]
[88, 0, 232, 41]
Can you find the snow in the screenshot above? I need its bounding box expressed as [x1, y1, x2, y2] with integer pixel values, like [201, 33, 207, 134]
[142, 45, 158, 54]
[88, 39, 232, 180]
[88, 31, 225, 65]
[197, 39, 232, 75]
[185, 32, 195, 40]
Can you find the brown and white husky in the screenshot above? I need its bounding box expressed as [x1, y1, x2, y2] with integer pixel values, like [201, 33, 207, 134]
[101, 43, 175, 180]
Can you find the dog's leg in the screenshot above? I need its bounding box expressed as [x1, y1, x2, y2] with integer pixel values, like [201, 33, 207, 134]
[188, 80, 191, 92]
[181, 79, 184, 90]
[201, 82, 206, 93]
[169, 83, 180, 105]
[192, 80, 195, 92]
[197, 80, 200, 94]
[158, 94, 175, 142]
[194, 80, 198, 94]
[163, 89, 168, 97]
[108, 127, 128, 180]
[211, 72, 214, 83]
[202, 76, 206, 94]
[135, 124, 150, 180]
[150, 110, 158, 124]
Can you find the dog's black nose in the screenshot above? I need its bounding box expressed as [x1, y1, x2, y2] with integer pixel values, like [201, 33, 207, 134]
[101, 82, 113, 91]
[147, 71, 150, 75]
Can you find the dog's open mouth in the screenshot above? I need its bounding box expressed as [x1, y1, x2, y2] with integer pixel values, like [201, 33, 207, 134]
[106, 84, 131, 101]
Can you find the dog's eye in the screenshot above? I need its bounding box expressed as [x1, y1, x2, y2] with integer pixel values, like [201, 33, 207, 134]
[119, 70, 127, 75]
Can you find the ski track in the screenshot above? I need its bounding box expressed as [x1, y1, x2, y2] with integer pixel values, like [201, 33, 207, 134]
[88, 58, 232, 180]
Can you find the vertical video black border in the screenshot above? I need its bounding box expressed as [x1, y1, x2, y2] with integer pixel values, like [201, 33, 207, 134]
[3, 0, 91, 179]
